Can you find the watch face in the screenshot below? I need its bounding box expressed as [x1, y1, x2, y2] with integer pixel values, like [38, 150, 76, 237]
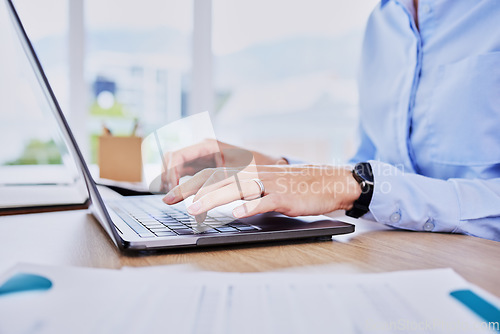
[354, 163, 374, 183]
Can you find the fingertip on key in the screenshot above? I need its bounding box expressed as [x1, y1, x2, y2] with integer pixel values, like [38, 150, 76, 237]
[187, 201, 202, 215]
[163, 191, 176, 204]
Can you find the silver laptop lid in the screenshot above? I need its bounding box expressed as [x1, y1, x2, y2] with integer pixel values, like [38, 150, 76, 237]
[4, 0, 124, 249]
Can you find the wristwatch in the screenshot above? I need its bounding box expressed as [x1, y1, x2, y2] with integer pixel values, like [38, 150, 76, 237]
[345, 162, 374, 218]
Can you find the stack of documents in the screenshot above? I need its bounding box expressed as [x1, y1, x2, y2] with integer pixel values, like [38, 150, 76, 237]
[0, 165, 88, 214]
[0, 264, 498, 333]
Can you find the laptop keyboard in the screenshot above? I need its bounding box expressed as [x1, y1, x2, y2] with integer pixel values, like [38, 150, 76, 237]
[111, 199, 259, 238]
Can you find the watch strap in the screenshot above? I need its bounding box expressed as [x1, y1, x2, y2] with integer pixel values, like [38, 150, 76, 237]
[345, 162, 374, 218]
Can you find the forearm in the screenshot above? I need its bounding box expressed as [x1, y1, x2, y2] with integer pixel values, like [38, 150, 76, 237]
[251, 151, 288, 165]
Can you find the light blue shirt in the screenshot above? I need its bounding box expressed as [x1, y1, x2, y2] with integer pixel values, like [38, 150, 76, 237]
[351, 0, 500, 241]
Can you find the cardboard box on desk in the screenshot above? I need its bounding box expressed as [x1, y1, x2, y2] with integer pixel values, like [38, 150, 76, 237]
[98, 135, 143, 182]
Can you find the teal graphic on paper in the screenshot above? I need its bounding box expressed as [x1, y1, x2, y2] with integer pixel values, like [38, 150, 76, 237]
[450, 289, 500, 332]
[0, 273, 52, 296]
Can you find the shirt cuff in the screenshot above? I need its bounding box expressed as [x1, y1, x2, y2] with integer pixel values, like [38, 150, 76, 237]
[368, 160, 461, 233]
[283, 156, 306, 165]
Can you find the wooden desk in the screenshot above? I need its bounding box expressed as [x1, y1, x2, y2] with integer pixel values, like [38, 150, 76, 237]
[1, 208, 499, 297]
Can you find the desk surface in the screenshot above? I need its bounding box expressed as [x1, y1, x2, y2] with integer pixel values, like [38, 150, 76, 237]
[1, 207, 499, 297]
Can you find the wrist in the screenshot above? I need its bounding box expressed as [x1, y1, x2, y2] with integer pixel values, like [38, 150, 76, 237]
[337, 168, 363, 211]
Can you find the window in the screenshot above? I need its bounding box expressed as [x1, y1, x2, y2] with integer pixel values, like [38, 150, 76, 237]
[212, 0, 377, 164]
[4, 0, 377, 167]
[85, 0, 193, 162]
[0, 0, 68, 166]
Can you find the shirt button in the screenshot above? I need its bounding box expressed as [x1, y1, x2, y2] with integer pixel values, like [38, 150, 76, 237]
[423, 219, 435, 231]
[422, 4, 431, 14]
[390, 212, 401, 223]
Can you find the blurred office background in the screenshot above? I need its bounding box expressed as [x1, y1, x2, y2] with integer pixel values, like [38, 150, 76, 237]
[1, 0, 377, 168]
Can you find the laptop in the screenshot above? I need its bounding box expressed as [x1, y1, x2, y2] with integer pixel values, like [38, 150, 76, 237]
[4, 0, 354, 252]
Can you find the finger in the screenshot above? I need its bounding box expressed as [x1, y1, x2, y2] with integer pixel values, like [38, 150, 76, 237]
[163, 167, 246, 204]
[160, 152, 180, 191]
[162, 141, 219, 190]
[165, 151, 183, 190]
[232, 194, 280, 218]
[163, 168, 215, 204]
[160, 168, 179, 193]
[194, 212, 207, 224]
[165, 165, 180, 191]
[187, 179, 264, 215]
[188, 168, 242, 202]
[192, 169, 253, 203]
[164, 167, 235, 204]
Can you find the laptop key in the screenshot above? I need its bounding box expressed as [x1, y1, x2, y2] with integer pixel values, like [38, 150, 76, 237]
[149, 227, 171, 232]
[168, 213, 187, 217]
[198, 229, 219, 234]
[138, 233, 157, 238]
[154, 231, 177, 237]
[174, 229, 195, 235]
[204, 222, 225, 228]
[169, 225, 190, 230]
[235, 226, 259, 231]
[177, 218, 195, 223]
[215, 226, 239, 233]
[162, 223, 184, 229]
[154, 213, 175, 217]
[142, 222, 165, 228]
[227, 222, 249, 228]
[156, 218, 178, 223]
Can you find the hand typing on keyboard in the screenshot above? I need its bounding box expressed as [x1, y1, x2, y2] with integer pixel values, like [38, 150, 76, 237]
[162, 165, 362, 221]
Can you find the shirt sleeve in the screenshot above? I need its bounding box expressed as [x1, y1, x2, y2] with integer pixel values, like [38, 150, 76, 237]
[348, 122, 376, 164]
[368, 160, 500, 241]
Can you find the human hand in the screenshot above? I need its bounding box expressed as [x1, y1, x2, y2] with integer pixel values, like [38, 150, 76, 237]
[162, 165, 361, 220]
[160, 139, 287, 192]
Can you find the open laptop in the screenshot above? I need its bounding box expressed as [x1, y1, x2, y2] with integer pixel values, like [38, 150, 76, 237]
[5, 0, 354, 252]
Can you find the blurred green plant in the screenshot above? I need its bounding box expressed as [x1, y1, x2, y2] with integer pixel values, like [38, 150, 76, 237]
[5, 139, 62, 165]
[89, 101, 128, 117]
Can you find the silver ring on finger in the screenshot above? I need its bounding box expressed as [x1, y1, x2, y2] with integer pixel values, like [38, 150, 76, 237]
[252, 178, 265, 198]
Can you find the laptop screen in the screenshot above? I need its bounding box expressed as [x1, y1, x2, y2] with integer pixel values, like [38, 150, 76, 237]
[2, 0, 122, 246]
[0, 0, 90, 213]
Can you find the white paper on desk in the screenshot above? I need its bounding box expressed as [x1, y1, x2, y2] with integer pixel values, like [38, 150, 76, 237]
[0, 264, 498, 334]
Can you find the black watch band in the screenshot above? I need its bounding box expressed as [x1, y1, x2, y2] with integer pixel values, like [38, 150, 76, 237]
[345, 162, 374, 218]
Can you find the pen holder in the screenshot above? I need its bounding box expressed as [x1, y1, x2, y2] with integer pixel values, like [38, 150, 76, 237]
[98, 136, 143, 182]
